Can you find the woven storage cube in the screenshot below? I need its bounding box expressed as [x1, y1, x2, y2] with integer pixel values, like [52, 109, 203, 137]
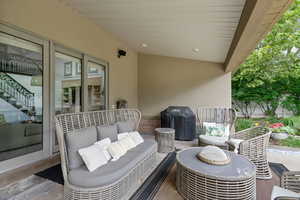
[155, 128, 175, 153]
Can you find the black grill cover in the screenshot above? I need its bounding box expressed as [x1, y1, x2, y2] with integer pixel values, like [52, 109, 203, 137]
[161, 106, 196, 141]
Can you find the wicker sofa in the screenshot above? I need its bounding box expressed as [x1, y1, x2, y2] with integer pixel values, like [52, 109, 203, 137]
[55, 109, 158, 200]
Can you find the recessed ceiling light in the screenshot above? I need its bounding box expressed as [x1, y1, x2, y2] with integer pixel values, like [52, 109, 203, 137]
[193, 48, 200, 52]
[141, 43, 148, 48]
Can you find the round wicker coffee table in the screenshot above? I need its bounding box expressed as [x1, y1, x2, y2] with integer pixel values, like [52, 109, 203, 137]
[176, 147, 256, 200]
[155, 128, 175, 153]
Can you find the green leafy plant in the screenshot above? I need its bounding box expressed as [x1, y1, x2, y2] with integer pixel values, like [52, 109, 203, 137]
[0, 114, 5, 126]
[280, 136, 300, 148]
[235, 118, 254, 132]
[265, 117, 293, 126]
[271, 126, 297, 135]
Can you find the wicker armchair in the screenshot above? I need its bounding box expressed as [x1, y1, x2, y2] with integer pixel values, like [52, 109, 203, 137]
[271, 171, 300, 199]
[55, 109, 157, 200]
[228, 126, 272, 179]
[196, 107, 236, 149]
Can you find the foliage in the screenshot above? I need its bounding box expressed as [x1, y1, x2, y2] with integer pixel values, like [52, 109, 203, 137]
[235, 118, 254, 132]
[232, 0, 300, 117]
[282, 116, 300, 129]
[271, 126, 297, 135]
[0, 114, 5, 126]
[265, 117, 293, 126]
[280, 136, 300, 148]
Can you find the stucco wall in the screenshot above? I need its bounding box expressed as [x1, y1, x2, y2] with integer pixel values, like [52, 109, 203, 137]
[0, 0, 138, 108]
[138, 54, 232, 117]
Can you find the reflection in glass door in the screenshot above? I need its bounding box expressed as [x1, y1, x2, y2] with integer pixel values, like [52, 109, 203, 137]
[54, 52, 82, 114]
[87, 61, 106, 111]
[0, 32, 43, 161]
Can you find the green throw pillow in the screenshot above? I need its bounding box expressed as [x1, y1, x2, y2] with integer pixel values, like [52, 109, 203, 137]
[203, 122, 230, 138]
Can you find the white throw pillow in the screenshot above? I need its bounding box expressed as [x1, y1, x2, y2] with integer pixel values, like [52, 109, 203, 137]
[118, 132, 129, 140]
[107, 141, 127, 161]
[78, 144, 108, 172]
[128, 131, 144, 146]
[119, 136, 136, 151]
[95, 138, 112, 160]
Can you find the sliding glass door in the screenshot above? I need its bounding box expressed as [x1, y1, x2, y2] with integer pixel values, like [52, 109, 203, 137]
[54, 52, 82, 114]
[87, 61, 107, 111]
[0, 25, 50, 173]
[0, 24, 109, 169]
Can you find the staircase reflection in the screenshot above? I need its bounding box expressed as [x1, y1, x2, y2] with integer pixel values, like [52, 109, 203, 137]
[0, 73, 42, 161]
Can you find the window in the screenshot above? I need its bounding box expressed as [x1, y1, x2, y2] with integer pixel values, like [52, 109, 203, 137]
[54, 52, 82, 114]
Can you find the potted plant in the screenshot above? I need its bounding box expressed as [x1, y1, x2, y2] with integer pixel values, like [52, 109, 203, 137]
[269, 123, 296, 140]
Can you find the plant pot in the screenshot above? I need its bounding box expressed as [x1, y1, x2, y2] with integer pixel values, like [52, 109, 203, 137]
[271, 132, 289, 140]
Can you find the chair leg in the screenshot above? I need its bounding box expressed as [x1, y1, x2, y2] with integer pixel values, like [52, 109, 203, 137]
[252, 159, 272, 179]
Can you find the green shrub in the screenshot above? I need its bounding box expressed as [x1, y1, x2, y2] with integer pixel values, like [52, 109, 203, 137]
[280, 136, 300, 148]
[285, 116, 300, 129]
[235, 118, 254, 132]
[265, 117, 293, 126]
[266, 117, 281, 124]
[271, 126, 297, 135]
[0, 114, 5, 125]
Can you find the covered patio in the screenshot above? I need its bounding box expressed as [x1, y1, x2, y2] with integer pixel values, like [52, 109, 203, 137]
[0, 0, 299, 200]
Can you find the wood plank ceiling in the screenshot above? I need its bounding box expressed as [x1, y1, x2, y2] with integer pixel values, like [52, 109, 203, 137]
[63, 0, 246, 63]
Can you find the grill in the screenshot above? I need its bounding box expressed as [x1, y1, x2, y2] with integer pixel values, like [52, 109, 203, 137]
[160, 106, 196, 141]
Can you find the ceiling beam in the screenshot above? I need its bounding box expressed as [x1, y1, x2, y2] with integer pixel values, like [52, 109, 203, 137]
[224, 0, 294, 73]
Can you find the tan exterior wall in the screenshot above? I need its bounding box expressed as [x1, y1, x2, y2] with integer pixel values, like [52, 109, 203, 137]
[0, 0, 138, 108]
[138, 54, 232, 118]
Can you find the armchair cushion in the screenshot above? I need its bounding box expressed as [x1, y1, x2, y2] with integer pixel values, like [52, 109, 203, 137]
[271, 186, 300, 200]
[65, 127, 98, 169]
[97, 124, 118, 142]
[199, 135, 227, 146]
[227, 139, 244, 153]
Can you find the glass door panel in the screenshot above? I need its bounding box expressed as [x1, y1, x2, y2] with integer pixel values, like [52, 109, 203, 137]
[0, 32, 43, 161]
[54, 52, 82, 114]
[87, 61, 106, 111]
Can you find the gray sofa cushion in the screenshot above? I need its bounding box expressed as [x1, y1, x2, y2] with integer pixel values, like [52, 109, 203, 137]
[68, 138, 157, 188]
[116, 121, 136, 133]
[65, 127, 98, 169]
[97, 124, 118, 141]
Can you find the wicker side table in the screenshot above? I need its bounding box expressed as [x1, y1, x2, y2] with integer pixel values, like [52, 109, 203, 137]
[155, 128, 175, 153]
[176, 147, 256, 200]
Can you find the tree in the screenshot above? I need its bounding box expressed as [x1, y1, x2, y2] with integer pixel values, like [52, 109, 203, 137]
[232, 0, 300, 117]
